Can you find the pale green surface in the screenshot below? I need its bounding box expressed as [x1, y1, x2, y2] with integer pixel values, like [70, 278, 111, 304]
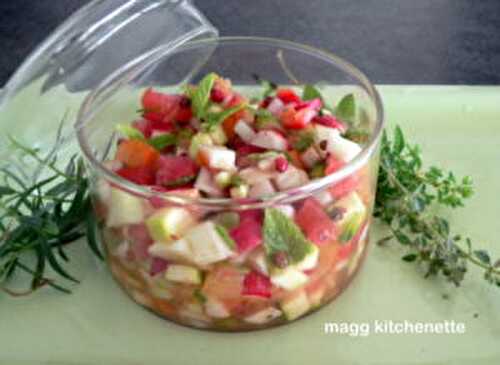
[1, 86, 499, 365]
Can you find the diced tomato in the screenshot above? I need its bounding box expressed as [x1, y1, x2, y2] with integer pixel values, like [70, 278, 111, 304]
[132, 119, 153, 138]
[150, 257, 169, 276]
[295, 98, 322, 111]
[313, 115, 346, 132]
[202, 265, 245, 310]
[230, 216, 263, 253]
[141, 88, 185, 124]
[295, 198, 337, 245]
[176, 96, 193, 123]
[281, 105, 317, 129]
[149, 119, 175, 132]
[239, 209, 264, 223]
[242, 271, 272, 298]
[143, 111, 164, 123]
[259, 96, 273, 108]
[116, 139, 160, 169]
[277, 88, 301, 104]
[153, 298, 177, 317]
[116, 166, 155, 185]
[287, 149, 305, 169]
[155, 155, 199, 187]
[325, 156, 359, 199]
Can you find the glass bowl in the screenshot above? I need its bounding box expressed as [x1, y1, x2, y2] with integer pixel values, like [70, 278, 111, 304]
[76, 37, 384, 331]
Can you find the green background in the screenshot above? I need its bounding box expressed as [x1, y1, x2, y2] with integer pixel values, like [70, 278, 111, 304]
[1, 86, 499, 364]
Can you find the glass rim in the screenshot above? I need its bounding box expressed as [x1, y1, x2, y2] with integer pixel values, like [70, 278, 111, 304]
[76, 36, 385, 210]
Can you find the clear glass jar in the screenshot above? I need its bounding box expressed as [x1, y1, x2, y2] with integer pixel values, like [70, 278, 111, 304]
[76, 37, 384, 331]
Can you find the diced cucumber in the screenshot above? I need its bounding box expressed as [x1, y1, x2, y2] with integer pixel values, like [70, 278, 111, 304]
[244, 307, 282, 324]
[213, 212, 240, 230]
[270, 267, 308, 291]
[165, 264, 202, 285]
[331, 192, 367, 242]
[204, 297, 231, 319]
[189, 132, 213, 159]
[146, 207, 197, 242]
[148, 238, 193, 263]
[185, 221, 235, 266]
[106, 187, 144, 227]
[209, 124, 228, 145]
[281, 290, 311, 321]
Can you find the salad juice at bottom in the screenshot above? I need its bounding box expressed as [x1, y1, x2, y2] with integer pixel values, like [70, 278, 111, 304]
[91, 73, 378, 330]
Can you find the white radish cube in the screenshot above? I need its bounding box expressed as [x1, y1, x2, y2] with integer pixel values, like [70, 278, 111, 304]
[315, 124, 361, 163]
[199, 145, 236, 171]
[273, 166, 309, 190]
[247, 249, 269, 276]
[234, 120, 257, 143]
[244, 307, 282, 324]
[185, 221, 235, 266]
[251, 130, 288, 151]
[248, 179, 276, 198]
[300, 146, 321, 168]
[238, 167, 276, 185]
[195, 168, 224, 197]
[266, 97, 285, 116]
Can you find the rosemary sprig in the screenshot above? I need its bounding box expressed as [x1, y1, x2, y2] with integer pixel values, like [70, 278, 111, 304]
[375, 126, 500, 287]
[0, 131, 99, 295]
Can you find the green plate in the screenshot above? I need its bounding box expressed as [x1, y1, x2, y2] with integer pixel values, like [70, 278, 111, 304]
[1, 86, 499, 364]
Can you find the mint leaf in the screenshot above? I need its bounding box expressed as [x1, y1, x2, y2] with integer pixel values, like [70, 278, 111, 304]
[302, 84, 323, 101]
[116, 124, 145, 141]
[203, 104, 244, 132]
[336, 93, 356, 122]
[191, 73, 217, 119]
[263, 208, 314, 264]
[215, 224, 236, 250]
[148, 133, 177, 150]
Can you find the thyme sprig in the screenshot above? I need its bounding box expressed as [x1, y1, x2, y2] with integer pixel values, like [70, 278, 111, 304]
[375, 126, 500, 287]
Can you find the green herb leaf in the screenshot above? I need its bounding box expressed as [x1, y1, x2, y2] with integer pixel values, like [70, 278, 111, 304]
[402, 253, 418, 262]
[473, 250, 491, 265]
[215, 225, 236, 250]
[148, 133, 177, 150]
[203, 104, 245, 132]
[302, 84, 323, 101]
[336, 93, 356, 122]
[375, 126, 500, 288]
[263, 208, 314, 264]
[161, 175, 195, 188]
[116, 124, 145, 141]
[191, 73, 217, 119]
[292, 131, 315, 152]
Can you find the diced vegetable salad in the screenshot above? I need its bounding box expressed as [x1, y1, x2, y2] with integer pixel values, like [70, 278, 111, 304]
[94, 73, 375, 330]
